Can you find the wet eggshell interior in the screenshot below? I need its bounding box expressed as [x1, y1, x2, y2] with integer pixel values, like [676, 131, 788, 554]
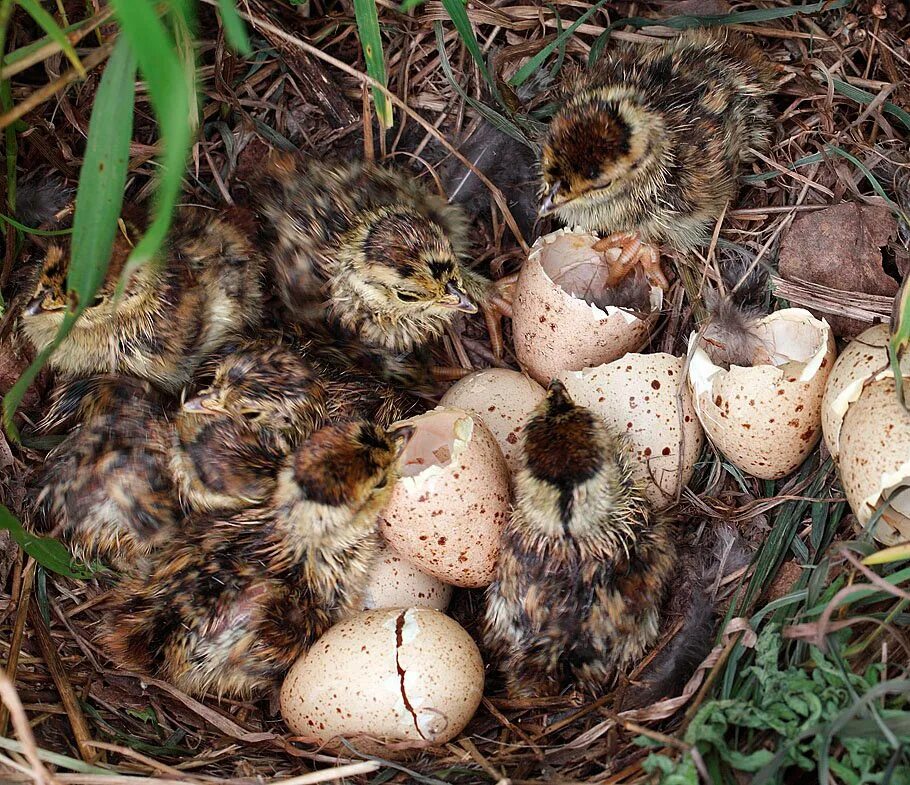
[557, 353, 703, 509]
[687, 309, 836, 480]
[361, 546, 453, 612]
[439, 369, 546, 474]
[512, 228, 661, 384]
[380, 406, 510, 588]
[838, 375, 910, 545]
[280, 608, 484, 752]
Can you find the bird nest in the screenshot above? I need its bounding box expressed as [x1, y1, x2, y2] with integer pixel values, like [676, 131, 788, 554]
[2, 1, 910, 783]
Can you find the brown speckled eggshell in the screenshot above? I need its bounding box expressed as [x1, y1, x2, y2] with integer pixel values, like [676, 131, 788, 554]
[279, 608, 484, 753]
[380, 407, 510, 588]
[512, 229, 656, 385]
[557, 353, 703, 509]
[361, 546, 453, 611]
[440, 369, 546, 474]
[838, 375, 910, 545]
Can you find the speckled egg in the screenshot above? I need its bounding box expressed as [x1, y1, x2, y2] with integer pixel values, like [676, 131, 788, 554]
[512, 228, 662, 385]
[361, 546, 453, 611]
[440, 369, 546, 474]
[838, 374, 910, 545]
[280, 608, 484, 752]
[687, 308, 836, 480]
[557, 353, 703, 509]
[380, 406, 510, 587]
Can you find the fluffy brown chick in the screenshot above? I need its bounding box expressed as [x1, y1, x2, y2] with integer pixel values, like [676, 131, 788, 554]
[171, 340, 328, 512]
[19, 207, 264, 393]
[38, 377, 178, 571]
[104, 420, 410, 699]
[539, 30, 775, 289]
[483, 380, 676, 698]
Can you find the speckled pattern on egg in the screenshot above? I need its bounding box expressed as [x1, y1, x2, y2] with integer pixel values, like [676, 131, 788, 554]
[361, 546, 453, 611]
[838, 375, 910, 545]
[512, 229, 658, 385]
[380, 406, 510, 588]
[557, 353, 703, 509]
[279, 608, 484, 752]
[440, 369, 546, 474]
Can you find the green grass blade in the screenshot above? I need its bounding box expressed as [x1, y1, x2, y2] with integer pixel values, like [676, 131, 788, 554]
[890, 275, 909, 407]
[0, 212, 71, 235]
[832, 78, 910, 132]
[3, 35, 136, 438]
[217, 0, 251, 55]
[0, 505, 93, 579]
[15, 0, 85, 76]
[440, 0, 494, 89]
[353, 0, 392, 128]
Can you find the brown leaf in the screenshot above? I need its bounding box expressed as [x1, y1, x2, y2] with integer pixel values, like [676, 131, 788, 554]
[779, 203, 902, 337]
[656, 0, 732, 14]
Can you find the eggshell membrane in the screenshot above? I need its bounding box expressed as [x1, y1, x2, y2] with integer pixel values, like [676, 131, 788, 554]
[280, 608, 484, 753]
[361, 546, 453, 611]
[380, 407, 510, 587]
[556, 353, 703, 509]
[512, 228, 662, 384]
[687, 308, 836, 480]
[821, 324, 910, 461]
[838, 375, 910, 545]
[440, 369, 546, 474]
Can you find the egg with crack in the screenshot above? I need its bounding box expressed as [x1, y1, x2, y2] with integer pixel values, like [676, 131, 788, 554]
[361, 546, 453, 611]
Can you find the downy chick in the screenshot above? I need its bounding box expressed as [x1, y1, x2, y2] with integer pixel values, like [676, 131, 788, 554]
[172, 340, 328, 513]
[483, 380, 675, 697]
[20, 207, 264, 393]
[699, 289, 770, 369]
[539, 30, 775, 290]
[257, 156, 509, 359]
[104, 420, 411, 699]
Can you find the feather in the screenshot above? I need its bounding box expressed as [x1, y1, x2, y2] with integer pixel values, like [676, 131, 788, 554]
[15, 174, 73, 229]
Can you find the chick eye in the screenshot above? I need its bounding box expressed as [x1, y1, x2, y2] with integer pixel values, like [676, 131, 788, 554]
[374, 476, 388, 490]
[395, 291, 422, 303]
[587, 165, 601, 180]
[241, 411, 260, 421]
[89, 294, 104, 307]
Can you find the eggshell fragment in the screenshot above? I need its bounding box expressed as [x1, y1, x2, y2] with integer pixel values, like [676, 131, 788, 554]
[557, 353, 703, 508]
[280, 608, 483, 752]
[512, 228, 662, 384]
[361, 546, 452, 611]
[380, 406, 510, 588]
[687, 309, 836, 480]
[440, 369, 546, 473]
[838, 374, 910, 545]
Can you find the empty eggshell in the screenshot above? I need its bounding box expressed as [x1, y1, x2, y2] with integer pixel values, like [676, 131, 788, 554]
[440, 369, 546, 473]
[557, 353, 703, 509]
[280, 608, 484, 752]
[361, 546, 453, 611]
[687, 308, 836, 480]
[512, 228, 662, 384]
[380, 406, 510, 588]
[837, 374, 910, 545]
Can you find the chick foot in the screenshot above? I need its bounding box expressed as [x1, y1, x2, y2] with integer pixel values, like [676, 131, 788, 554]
[483, 272, 519, 359]
[592, 233, 669, 291]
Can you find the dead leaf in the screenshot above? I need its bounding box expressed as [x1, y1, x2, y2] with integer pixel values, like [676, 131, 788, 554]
[779, 202, 902, 337]
[656, 0, 732, 14]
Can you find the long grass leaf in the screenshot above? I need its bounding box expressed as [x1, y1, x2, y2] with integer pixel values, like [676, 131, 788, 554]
[217, 0, 251, 55]
[353, 0, 392, 128]
[831, 78, 910, 132]
[0, 505, 93, 579]
[890, 275, 909, 406]
[15, 0, 85, 76]
[440, 0, 495, 90]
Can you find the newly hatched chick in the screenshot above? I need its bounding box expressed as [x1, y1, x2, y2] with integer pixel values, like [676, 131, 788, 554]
[700, 289, 770, 369]
[105, 420, 410, 699]
[257, 156, 510, 358]
[38, 377, 178, 571]
[483, 380, 676, 697]
[20, 207, 264, 393]
[540, 30, 775, 289]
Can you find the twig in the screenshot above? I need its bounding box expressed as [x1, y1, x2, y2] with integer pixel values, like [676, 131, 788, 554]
[0, 671, 57, 785]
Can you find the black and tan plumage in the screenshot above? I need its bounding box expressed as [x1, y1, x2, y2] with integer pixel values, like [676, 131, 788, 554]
[483, 380, 676, 697]
[20, 207, 264, 393]
[539, 30, 775, 290]
[105, 420, 410, 698]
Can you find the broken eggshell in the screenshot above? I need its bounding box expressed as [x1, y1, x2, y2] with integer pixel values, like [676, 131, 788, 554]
[837, 374, 910, 545]
[687, 308, 837, 480]
[280, 608, 483, 753]
[380, 406, 510, 588]
[361, 546, 453, 612]
[556, 353, 703, 509]
[439, 369, 546, 474]
[512, 228, 662, 385]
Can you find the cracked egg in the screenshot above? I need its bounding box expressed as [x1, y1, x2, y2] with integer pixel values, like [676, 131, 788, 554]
[556, 353, 703, 509]
[380, 406, 510, 588]
[512, 228, 662, 385]
[687, 308, 837, 480]
[280, 608, 483, 753]
[361, 546, 453, 612]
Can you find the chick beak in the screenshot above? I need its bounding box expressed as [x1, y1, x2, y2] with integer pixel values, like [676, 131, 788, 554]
[545, 379, 574, 411]
[24, 296, 47, 317]
[539, 180, 563, 217]
[441, 282, 478, 314]
[390, 423, 416, 459]
[182, 393, 226, 415]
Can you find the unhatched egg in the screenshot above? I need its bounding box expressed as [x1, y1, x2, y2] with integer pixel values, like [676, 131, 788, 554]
[361, 546, 452, 611]
[512, 228, 662, 385]
[380, 406, 510, 588]
[280, 608, 483, 752]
